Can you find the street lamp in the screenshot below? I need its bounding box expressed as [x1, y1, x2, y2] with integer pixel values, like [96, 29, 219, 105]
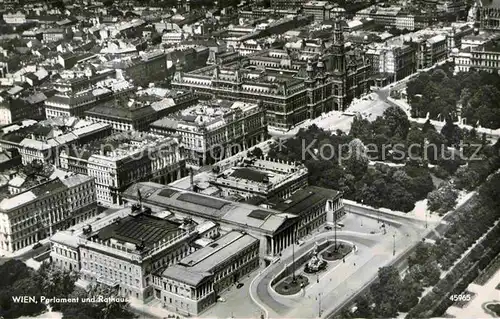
[334, 209, 338, 251]
[292, 229, 296, 283]
[360, 200, 363, 226]
[425, 211, 428, 229]
[317, 293, 322, 317]
[393, 233, 396, 256]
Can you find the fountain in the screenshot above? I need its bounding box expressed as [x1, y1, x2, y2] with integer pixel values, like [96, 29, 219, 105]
[304, 244, 326, 273]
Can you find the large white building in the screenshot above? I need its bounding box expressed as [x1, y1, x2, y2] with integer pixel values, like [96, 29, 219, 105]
[49, 178, 344, 316]
[451, 33, 500, 73]
[150, 100, 267, 167]
[153, 231, 259, 315]
[60, 132, 186, 205]
[50, 210, 198, 301]
[0, 174, 97, 252]
[2, 11, 26, 24]
[0, 118, 112, 166]
[209, 157, 309, 200]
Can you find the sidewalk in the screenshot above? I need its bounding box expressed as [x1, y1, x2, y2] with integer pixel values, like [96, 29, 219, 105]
[344, 199, 426, 223]
[0, 237, 51, 258]
[129, 298, 184, 319]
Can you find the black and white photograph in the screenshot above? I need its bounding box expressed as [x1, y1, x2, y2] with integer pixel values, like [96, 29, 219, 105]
[0, 0, 499, 318]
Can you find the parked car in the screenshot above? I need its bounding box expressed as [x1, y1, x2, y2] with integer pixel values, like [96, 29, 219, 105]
[32, 242, 42, 249]
[217, 297, 226, 302]
[236, 283, 244, 289]
[325, 225, 332, 230]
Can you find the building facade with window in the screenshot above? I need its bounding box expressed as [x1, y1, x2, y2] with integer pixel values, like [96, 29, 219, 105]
[171, 19, 371, 132]
[152, 231, 259, 316]
[60, 132, 186, 205]
[210, 157, 309, 200]
[480, 0, 500, 32]
[0, 174, 97, 252]
[150, 100, 267, 167]
[50, 212, 197, 301]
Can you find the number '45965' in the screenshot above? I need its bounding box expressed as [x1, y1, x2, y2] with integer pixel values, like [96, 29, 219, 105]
[449, 294, 471, 301]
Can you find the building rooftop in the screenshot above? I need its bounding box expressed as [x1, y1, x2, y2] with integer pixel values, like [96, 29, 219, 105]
[266, 186, 340, 215]
[211, 157, 308, 197]
[72, 132, 179, 162]
[150, 99, 260, 133]
[51, 230, 80, 248]
[85, 103, 157, 122]
[93, 213, 182, 250]
[123, 182, 293, 235]
[482, 39, 500, 52]
[160, 231, 258, 286]
[0, 175, 88, 212]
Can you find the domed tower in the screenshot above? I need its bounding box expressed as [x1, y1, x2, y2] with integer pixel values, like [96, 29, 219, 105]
[316, 59, 327, 84]
[306, 59, 315, 79]
[305, 60, 316, 88]
[317, 60, 325, 74]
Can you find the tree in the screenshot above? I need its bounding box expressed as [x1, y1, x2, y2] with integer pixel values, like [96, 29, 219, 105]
[371, 266, 402, 317]
[34, 264, 79, 311]
[387, 183, 416, 212]
[406, 126, 425, 159]
[479, 172, 500, 208]
[383, 106, 410, 139]
[410, 242, 434, 267]
[354, 294, 374, 318]
[421, 261, 441, 287]
[249, 147, 263, 158]
[422, 119, 435, 134]
[399, 275, 421, 312]
[60, 285, 135, 319]
[344, 139, 369, 177]
[427, 182, 458, 213]
[440, 118, 461, 147]
[405, 166, 435, 200]
[0, 259, 32, 289]
[463, 84, 500, 129]
[454, 166, 480, 190]
[0, 260, 45, 318]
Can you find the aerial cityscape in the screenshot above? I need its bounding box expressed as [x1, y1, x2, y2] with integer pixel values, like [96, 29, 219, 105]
[0, 0, 499, 318]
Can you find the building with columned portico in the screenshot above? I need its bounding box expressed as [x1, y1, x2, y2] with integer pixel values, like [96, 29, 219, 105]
[122, 182, 344, 260]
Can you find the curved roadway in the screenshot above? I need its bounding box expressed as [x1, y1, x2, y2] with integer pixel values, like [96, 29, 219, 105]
[251, 210, 431, 319]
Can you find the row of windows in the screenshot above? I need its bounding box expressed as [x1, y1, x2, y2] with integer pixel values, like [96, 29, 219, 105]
[54, 246, 77, 260]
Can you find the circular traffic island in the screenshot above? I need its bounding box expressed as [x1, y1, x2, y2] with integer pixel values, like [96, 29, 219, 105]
[321, 242, 353, 261]
[274, 275, 309, 296]
[485, 302, 500, 317]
